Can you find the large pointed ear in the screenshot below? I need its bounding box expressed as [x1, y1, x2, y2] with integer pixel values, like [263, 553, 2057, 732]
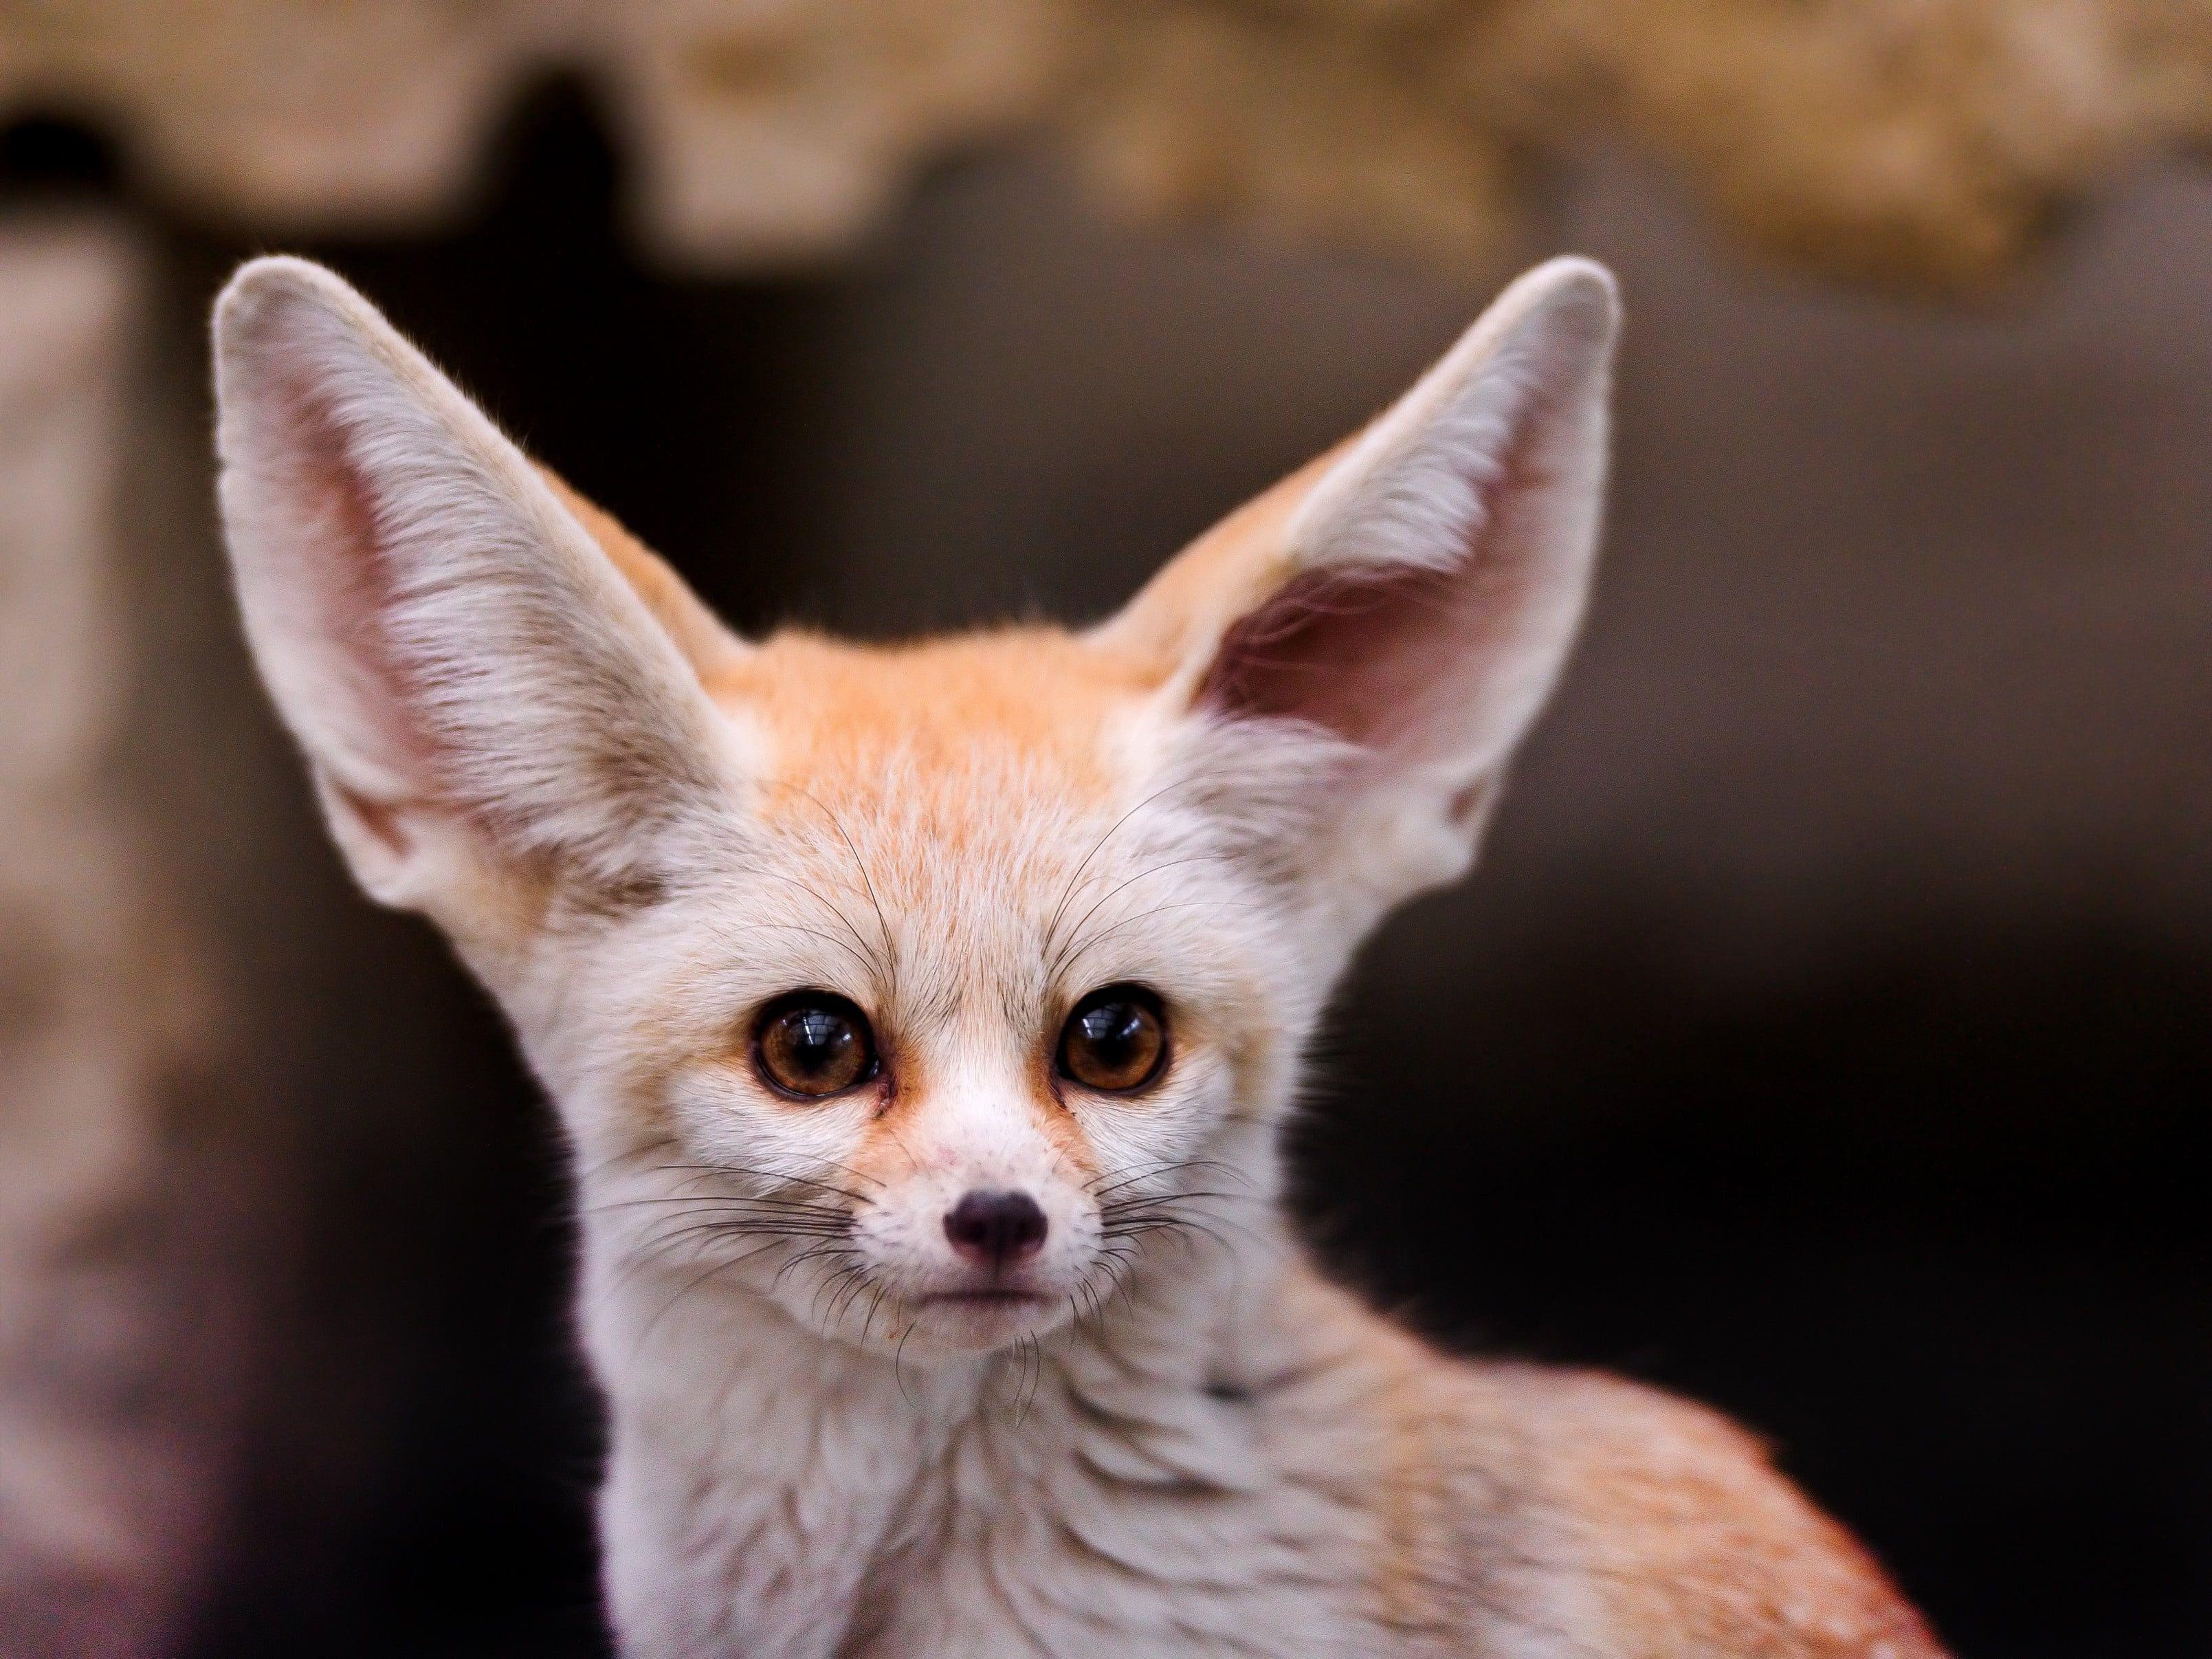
[212, 256, 746, 920]
[1094, 257, 1619, 922]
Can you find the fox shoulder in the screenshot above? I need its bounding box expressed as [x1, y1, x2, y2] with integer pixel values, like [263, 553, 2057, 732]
[1470, 1365, 1947, 1658]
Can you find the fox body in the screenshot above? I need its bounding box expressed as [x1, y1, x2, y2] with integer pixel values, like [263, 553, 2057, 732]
[212, 254, 1943, 1657]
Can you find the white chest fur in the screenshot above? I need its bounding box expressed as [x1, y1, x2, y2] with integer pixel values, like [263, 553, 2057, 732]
[586, 1250, 1391, 1658]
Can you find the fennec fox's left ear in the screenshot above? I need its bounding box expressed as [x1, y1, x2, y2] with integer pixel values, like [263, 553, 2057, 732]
[212, 257, 745, 923]
[1096, 256, 1619, 925]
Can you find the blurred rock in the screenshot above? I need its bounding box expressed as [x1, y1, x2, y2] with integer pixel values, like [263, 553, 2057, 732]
[0, 215, 254, 1658]
[3, 1, 2209, 287]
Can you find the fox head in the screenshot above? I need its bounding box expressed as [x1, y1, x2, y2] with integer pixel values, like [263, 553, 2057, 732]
[213, 255, 1618, 1364]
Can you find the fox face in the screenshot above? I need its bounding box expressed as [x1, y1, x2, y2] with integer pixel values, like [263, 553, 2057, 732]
[212, 254, 1617, 1365]
[580, 628, 1320, 1356]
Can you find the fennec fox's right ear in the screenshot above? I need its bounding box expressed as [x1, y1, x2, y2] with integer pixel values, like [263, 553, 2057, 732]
[211, 257, 745, 923]
[1095, 257, 1619, 936]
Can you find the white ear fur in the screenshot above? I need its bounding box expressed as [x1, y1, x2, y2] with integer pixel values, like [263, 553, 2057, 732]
[212, 256, 736, 915]
[1280, 255, 1616, 762]
[1112, 256, 1619, 920]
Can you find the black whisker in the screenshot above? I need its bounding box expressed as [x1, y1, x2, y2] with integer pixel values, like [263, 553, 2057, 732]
[1045, 854, 1220, 980]
[1058, 899, 1263, 978]
[1041, 776, 1208, 961]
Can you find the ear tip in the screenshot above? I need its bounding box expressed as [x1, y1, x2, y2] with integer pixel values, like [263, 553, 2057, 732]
[1527, 252, 1619, 292]
[1512, 254, 1623, 338]
[212, 255, 373, 358]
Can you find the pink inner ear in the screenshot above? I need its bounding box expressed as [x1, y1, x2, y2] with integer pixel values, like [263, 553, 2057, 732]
[1197, 494, 1553, 766]
[1195, 371, 1571, 770]
[1199, 559, 1465, 749]
[258, 352, 445, 792]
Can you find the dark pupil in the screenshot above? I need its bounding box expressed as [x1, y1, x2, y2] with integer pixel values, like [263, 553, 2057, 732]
[1079, 1001, 1145, 1067]
[782, 1009, 854, 1077]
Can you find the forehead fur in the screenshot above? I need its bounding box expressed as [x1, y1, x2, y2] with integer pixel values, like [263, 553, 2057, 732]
[661, 624, 1288, 1066]
[703, 626, 1166, 848]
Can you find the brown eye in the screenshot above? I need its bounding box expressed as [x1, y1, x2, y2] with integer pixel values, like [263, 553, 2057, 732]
[1057, 985, 1169, 1094]
[754, 993, 877, 1099]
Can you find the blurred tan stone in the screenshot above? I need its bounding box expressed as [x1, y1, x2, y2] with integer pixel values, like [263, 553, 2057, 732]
[0, 216, 241, 1659]
[3, 0, 2209, 287]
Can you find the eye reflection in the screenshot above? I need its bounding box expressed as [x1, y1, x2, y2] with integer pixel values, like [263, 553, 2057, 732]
[1057, 985, 1169, 1094]
[754, 992, 878, 1099]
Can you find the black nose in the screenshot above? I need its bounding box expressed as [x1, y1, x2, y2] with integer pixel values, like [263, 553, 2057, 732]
[943, 1189, 1048, 1268]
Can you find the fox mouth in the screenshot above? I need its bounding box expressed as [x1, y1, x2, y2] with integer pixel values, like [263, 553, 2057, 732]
[893, 1281, 1070, 1354]
[916, 1287, 1050, 1307]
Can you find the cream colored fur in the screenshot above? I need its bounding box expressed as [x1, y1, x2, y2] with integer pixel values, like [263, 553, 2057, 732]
[211, 254, 1944, 1657]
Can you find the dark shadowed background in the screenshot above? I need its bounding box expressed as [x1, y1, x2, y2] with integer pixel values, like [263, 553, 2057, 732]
[4, 76, 2208, 1659]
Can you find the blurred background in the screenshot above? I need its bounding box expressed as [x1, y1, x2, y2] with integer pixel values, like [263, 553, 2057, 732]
[1, 5, 2207, 1656]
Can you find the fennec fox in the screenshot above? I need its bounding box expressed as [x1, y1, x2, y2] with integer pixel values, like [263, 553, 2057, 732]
[212, 254, 1943, 1657]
